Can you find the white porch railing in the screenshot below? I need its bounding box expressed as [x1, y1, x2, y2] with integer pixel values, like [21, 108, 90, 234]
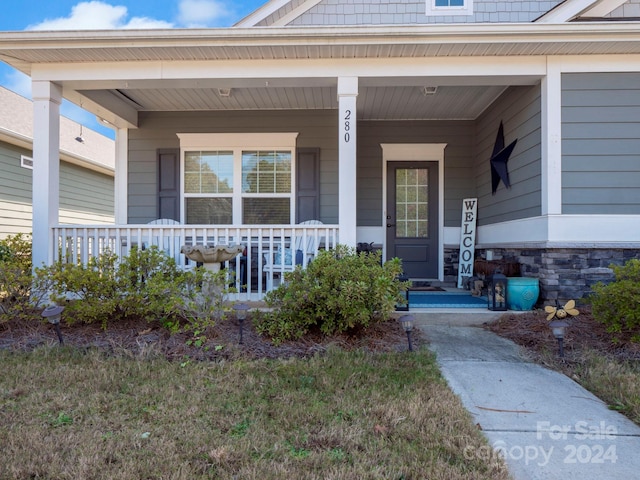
[51, 224, 339, 301]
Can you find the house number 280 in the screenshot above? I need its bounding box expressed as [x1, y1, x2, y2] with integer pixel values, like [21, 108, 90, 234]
[343, 110, 351, 143]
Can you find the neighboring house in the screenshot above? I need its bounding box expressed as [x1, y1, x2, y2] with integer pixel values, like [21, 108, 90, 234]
[0, 0, 639, 301]
[0, 86, 115, 239]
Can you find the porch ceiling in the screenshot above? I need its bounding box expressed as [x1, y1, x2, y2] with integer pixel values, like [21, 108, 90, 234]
[78, 84, 509, 120]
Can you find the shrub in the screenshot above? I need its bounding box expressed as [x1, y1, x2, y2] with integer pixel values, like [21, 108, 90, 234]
[0, 233, 50, 322]
[145, 265, 232, 332]
[39, 246, 232, 330]
[591, 258, 640, 342]
[255, 245, 408, 344]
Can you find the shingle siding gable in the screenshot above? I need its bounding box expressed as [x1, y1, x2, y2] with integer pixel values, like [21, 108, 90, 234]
[256, 0, 308, 26]
[275, 0, 564, 25]
[604, 0, 640, 18]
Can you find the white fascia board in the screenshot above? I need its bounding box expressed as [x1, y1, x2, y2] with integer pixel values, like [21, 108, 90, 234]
[0, 128, 33, 151]
[234, 0, 292, 27]
[553, 54, 640, 72]
[31, 62, 162, 84]
[4, 22, 640, 50]
[475, 215, 640, 247]
[160, 55, 546, 79]
[32, 56, 548, 84]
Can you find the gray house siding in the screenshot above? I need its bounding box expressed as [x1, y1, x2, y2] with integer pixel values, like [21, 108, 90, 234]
[59, 163, 114, 225]
[357, 120, 475, 227]
[280, 0, 563, 26]
[561, 73, 640, 215]
[128, 110, 339, 224]
[0, 142, 114, 238]
[0, 142, 32, 236]
[474, 85, 542, 226]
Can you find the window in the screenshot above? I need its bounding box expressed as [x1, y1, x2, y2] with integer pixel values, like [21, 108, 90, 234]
[178, 133, 298, 225]
[426, 0, 473, 16]
[241, 150, 292, 224]
[435, 0, 464, 5]
[21, 155, 33, 170]
[184, 150, 234, 224]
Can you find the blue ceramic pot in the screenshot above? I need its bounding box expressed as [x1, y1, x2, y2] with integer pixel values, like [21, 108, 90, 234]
[506, 277, 539, 310]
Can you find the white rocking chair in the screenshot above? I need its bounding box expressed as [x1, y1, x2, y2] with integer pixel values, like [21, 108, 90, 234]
[263, 220, 323, 290]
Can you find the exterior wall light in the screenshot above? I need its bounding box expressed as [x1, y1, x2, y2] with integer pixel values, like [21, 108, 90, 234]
[548, 319, 569, 358]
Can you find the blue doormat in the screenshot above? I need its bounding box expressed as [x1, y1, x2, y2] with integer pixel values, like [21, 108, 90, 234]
[409, 291, 487, 308]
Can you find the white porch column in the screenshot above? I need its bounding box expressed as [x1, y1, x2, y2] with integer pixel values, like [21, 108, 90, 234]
[114, 127, 129, 224]
[541, 58, 563, 216]
[337, 77, 358, 247]
[32, 81, 62, 269]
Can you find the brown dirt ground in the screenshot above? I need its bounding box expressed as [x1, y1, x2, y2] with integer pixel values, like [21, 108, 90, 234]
[485, 307, 640, 362]
[0, 309, 423, 361]
[3, 305, 639, 364]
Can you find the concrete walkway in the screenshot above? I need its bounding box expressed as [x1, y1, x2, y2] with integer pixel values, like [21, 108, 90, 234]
[412, 309, 640, 480]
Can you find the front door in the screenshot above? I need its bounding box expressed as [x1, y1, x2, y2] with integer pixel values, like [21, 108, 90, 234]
[386, 162, 439, 278]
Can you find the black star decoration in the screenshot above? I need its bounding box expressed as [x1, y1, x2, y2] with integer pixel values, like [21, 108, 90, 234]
[490, 121, 518, 194]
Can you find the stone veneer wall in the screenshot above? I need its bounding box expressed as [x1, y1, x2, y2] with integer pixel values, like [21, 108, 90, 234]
[443, 248, 640, 304]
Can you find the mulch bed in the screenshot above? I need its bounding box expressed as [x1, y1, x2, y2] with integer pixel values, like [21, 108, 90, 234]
[5, 306, 638, 363]
[485, 307, 640, 362]
[0, 313, 423, 361]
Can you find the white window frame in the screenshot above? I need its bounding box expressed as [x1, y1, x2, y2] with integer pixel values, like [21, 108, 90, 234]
[177, 133, 299, 225]
[21, 155, 34, 170]
[425, 0, 474, 16]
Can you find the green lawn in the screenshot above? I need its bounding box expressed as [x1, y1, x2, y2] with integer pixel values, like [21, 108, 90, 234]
[0, 347, 509, 479]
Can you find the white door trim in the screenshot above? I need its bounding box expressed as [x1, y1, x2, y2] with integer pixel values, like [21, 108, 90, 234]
[381, 143, 447, 281]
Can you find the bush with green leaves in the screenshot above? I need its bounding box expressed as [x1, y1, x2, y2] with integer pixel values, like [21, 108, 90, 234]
[39, 246, 232, 330]
[590, 258, 640, 342]
[0, 233, 50, 322]
[256, 245, 408, 344]
[145, 264, 232, 333]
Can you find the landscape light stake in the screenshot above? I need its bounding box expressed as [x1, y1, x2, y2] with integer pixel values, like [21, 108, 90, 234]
[545, 300, 579, 359]
[42, 305, 65, 345]
[399, 314, 415, 352]
[549, 319, 569, 358]
[234, 303, 249, 345]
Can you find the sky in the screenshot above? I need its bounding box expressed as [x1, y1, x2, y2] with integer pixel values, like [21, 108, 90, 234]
[0, 0, 266, 138]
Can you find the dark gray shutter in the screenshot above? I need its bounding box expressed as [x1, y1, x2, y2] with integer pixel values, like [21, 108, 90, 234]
[157, 149, 180, 221]
[296, 148, 320, 223]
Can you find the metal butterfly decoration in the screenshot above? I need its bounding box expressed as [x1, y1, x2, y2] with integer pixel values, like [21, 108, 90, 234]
[545, 299, 580, 321]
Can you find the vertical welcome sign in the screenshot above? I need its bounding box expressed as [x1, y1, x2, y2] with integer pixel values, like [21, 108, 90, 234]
[457, 198, 477, 288]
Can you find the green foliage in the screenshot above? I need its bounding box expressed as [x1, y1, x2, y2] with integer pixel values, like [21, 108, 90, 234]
[146, 265, 232, 334]
[256, 245, 408, 344]
[39, 246, 231, 330]
[591, 258, 640, 342]
[0, 234, 50, 322]
[39, 250, 121, 327]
